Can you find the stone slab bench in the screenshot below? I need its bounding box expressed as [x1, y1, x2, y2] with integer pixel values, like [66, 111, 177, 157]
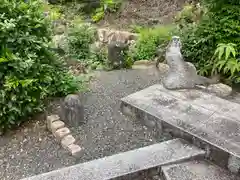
[120, 84, 240, 174]
[21, 139, 204, 180]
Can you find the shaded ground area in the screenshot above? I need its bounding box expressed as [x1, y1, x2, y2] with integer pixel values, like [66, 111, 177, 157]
[0, 68, 171, 180]
[98, 0, 192, 30]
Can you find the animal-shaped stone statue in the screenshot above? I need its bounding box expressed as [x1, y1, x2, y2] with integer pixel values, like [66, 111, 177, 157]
[163, 36, 218, 90]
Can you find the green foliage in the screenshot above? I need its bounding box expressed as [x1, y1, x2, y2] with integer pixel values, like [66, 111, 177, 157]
[67, 23, 97, 61]
[67, 23, 110, 70]
[88, 45, 108, 70]
[58, 0, 121, 22]
[92, 0, 122, 22]
[212, 43, 240, 83]
[180, 0, 240, 82]
[42, 3, 63, 21]
[175, 3, 206, 28]
[132, 25, 175, 61]
[0, 0, 80, 132]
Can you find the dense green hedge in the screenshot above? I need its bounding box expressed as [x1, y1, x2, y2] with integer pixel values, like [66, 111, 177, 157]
[181, 0, 240, 83]
[0, 0, 80, 132]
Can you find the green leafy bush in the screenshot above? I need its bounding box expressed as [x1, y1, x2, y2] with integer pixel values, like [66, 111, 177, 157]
[67, 23, 109, 70]
[67, 23, 97, 61]
[88, 45, 108, 70]
[175, 3, 206, 29]
[132, 25, 175, 61]
[212, 43, 240, 83]
[92, 0, 122, 22]
[0, 0, 80, 132]
[180, 0, 240, 82]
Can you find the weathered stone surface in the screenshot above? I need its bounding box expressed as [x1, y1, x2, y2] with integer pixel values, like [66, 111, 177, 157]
[157, 63, 169, 74]
[61, 135, 76, 149]
[46, 115, 60, 131]
[67, 144, 83, 158]
[121, 84, 240, 174]
[132, 60, 157, 70]
[60, 94, 84, 127]
[162, 160, 240, 180]
[97, 28, 138, 44]
[155, 62, 196, 75]
[50, 120, 65, 133]
[133, 60, 154, 66]
[132, 64, 152, 70]
[228, 155, 240, 174]
[20, 139, 205, 180]
[206, 83, 232, 97]
[163, 36, 218, 89]
[54, 127, 71, 141]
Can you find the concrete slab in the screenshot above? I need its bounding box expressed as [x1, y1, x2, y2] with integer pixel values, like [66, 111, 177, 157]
[21, 139, 205, 180]
[120, 84, 240, 174]
[162, 160, 240, 180]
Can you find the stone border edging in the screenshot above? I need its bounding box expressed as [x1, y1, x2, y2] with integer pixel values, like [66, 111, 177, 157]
[46, 114, 82, 157]
[20, 139, 205, 180]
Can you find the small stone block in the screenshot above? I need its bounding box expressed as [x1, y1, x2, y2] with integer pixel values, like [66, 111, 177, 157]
[54, 127, 70, 141]
[61, 135, 76, 149]
[47, 115, 60, 131]
[50, 120, 65, 133]
[67, 144, 83, 158]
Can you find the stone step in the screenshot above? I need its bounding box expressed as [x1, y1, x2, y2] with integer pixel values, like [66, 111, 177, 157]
[120, 84, 240, 174]
[162, 160, 240, 180]
[21, 138, 205, 180]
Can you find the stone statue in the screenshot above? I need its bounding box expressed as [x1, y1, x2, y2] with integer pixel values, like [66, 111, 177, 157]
[107, 40, 128, 69]
[163, 36, 218, 90]
[60, 94, 84, 127]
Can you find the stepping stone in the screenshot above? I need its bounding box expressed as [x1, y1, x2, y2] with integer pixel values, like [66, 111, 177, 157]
[121, 84, 240, 173]
[162, 160, 240, 180]
[20, 138, 205, 180]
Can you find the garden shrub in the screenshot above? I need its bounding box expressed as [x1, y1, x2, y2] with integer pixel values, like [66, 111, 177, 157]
[132, 25, 176, 61]
[91, 0, 122, 22]
[67, 23, 97, 61]
[67, 23, 110, 70]
[88, 45, 108, 70]
[175, 2, 206, 29]
[180, 0, 240, 83]
[0, 0, 80, 132]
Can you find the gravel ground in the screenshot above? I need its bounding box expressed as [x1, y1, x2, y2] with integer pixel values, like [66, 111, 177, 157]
[0, 68, 171, 180]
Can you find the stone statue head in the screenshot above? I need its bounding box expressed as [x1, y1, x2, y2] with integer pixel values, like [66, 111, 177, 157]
[170, 36, 182, 49]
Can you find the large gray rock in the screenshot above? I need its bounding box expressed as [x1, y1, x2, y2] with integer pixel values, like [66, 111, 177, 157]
[163, 36, 218, 90]
[97, 28, 138, 44]
[60, 94, 84, 127]
[206, 83, 232, 97]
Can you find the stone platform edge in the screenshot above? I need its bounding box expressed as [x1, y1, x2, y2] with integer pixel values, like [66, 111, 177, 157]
[120, 85, 240, 175]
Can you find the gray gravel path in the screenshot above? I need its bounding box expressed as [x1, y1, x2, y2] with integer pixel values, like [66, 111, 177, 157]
[0, 68, 171, 180]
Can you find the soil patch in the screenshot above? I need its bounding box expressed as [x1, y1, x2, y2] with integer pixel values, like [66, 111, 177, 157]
[97, 0, 192, 30]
